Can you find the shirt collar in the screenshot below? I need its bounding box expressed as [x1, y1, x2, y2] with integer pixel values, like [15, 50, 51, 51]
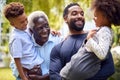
[14, 28, 25, 33]
[13, 27, 31, 37]
[32, 33, 54, 47]
[25, 28, 32, 37]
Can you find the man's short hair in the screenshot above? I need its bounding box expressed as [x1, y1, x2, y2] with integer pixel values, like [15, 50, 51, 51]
[63, 3, 80, 18]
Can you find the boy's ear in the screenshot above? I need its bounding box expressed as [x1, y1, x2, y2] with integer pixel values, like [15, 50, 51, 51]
[9, 18, 15, 26]
[10, 22, 14, 26]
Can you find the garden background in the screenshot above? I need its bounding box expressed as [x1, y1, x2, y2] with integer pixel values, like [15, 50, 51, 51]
[0, 0, 120, 80]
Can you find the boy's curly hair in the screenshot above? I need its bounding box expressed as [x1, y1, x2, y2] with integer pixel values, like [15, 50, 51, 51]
[3, 2, 24, 19]
[91, 0, 120, 26]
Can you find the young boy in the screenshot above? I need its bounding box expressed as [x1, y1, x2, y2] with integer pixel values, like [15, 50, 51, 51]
[3, 2, 43, 80]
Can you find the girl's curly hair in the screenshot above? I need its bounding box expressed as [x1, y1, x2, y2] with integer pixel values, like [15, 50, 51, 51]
[91, 0, 120, 26]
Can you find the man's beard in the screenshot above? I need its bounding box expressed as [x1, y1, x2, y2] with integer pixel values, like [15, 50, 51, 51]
[69, 20, 85, 31]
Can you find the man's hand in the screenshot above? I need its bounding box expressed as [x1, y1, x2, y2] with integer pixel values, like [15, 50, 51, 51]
[29, 73, 50, 80]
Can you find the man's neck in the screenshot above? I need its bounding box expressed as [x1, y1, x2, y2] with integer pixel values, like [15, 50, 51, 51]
[35, 40, 45, 46]
[35, 38, 48, 46]
[69, 30, 86, 35]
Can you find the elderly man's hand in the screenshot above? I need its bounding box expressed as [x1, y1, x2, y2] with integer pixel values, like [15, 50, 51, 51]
[29, 73, 50, 80]
[27, 65, 42, 76]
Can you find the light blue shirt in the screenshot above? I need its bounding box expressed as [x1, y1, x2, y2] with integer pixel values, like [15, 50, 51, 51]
[9, 28, 43, 77]
[33, 34, 61, 75]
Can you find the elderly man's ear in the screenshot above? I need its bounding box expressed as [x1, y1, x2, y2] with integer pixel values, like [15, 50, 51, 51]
[51, 30, 61, 37]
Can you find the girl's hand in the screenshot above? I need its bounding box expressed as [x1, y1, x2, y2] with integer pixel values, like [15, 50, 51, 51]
[87, 29, 97, 40]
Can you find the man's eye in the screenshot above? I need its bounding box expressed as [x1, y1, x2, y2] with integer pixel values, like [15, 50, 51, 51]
[72, 12, 77, 15]
[44, 24, 49, 28]
[39, 27, 43, 29]
[80, 13, 84, 16]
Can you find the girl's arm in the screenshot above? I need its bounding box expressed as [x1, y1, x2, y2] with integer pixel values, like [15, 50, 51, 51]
[86, 27, 112, 60]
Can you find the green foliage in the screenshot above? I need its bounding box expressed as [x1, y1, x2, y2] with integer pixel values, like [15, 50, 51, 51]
[2, 20, 10, 33]
[109, 58, 120, 80]
[112, 26, 120, 46]
[1, 17, 9, 48]
[0, 68, 15, 80]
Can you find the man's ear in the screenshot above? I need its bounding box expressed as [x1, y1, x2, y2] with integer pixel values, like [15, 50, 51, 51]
[64, 15, 68, 23]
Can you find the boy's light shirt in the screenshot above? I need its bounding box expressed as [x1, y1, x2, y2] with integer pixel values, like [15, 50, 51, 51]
[9, 28, 43, 77]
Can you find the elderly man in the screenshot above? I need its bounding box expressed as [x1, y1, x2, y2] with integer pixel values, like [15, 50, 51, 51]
[27, 11, 62, 80]
[10, 11, 61, 80]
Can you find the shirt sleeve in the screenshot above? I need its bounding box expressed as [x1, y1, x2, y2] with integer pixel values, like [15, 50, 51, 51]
[9, 38, 23, 58]
[85, 27, 112, 60]
[49, 45, 62, 80]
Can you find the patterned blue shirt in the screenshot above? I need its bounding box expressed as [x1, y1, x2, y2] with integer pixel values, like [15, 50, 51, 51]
[33, 34, 61, 75]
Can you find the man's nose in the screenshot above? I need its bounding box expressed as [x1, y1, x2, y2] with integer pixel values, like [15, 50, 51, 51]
[25, 20, 28, 26]
[93, 17, 97, 20]
[42, 27, 47, 32]
[76, 14, 83, 20]
[77, 14, 82, 17]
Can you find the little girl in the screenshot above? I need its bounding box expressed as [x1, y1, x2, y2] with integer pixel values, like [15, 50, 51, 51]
[60, 0, 120, 80]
